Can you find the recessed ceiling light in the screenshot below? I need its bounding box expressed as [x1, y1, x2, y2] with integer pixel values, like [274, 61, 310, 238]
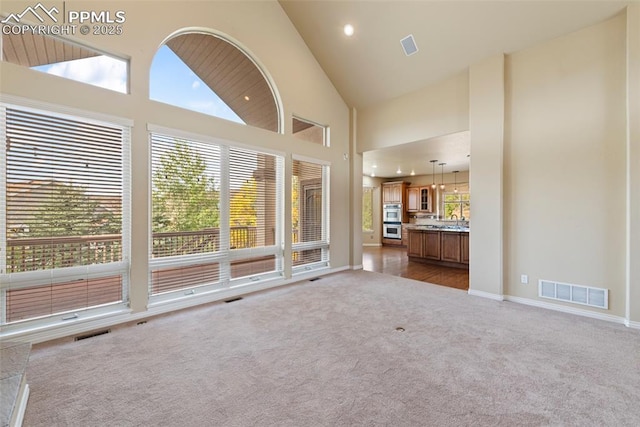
[244, 95, 250, 101]
[344, 24, 354, 37]
[372, 164, 377, 168]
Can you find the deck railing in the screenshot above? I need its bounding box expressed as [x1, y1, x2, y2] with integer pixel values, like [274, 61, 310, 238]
[6, 227, 258, 273]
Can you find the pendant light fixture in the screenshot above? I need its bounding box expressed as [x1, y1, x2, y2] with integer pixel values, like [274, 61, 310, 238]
[439, 162, 446, 190]
[430, 160, 438, 189]
[452, 170, 459, 193]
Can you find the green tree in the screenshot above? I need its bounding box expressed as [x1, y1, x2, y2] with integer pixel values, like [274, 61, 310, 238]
[230, 179, 257, 226]
[152, 141, 219, 232]
[29, 182, 120, 237]
[362, 187, 373, 232]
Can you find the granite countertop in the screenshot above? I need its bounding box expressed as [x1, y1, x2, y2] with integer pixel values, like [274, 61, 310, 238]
[405, 224, 470, 233]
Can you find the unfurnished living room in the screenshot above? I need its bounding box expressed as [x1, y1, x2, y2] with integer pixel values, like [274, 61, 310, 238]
[1, 1, 639, 426]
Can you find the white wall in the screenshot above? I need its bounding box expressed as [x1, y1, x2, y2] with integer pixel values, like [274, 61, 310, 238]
[357, 10, 639, 323]
[357, 71, 469, 153]
[626, 3, 640, 326]
[504, 12, 627, 316]
[469, 54, 505, 298]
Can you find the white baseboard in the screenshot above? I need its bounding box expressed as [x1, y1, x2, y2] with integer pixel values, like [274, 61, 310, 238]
[625, 319, 640, 329]
[12, 383, 29, 427]
[468, 289, 504, 301]
[505, 295, 627, 326]
[351, 264, 363, 270]
[363, 243, 382, 247]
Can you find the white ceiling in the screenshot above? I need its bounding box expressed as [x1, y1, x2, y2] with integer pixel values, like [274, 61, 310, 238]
[279, 0, 631, 177]
[364, 131, 470, 178]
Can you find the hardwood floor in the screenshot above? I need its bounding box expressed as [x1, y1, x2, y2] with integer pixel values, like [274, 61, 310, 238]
[362, 245, 469, 291]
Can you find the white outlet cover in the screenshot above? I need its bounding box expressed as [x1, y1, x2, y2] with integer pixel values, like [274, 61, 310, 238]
[520, 274, 529, 284]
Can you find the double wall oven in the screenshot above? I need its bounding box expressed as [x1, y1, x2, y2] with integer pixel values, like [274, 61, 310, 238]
[383, 204, 402, 239]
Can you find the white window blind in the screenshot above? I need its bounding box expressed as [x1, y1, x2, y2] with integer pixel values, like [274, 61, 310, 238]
[228, 146, 283, 279]
[150, 134, 223, 295]
[1, 104, 129, 325]
[149, 130, 283, 297]
[292, 158, 330, 272]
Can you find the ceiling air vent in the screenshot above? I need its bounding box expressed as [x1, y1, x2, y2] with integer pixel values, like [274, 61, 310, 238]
[400, 34, 418, 56]
[538, 279, 608, 309]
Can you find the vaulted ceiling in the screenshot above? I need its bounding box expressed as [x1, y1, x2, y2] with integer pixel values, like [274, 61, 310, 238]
[279, 0, 631, 177]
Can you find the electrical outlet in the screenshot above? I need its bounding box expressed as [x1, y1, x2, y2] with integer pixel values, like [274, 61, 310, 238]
[520, 274, 528, 285]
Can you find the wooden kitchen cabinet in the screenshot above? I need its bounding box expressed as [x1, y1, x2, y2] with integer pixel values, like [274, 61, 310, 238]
[440, 232, 461, 263]
[382, 181, 407, 204]
[406, 186, 433, 212]
[423, 231, 441, 260]
[406, 187, 420, 212]
[407, 228, 468, 269]
[407, 229, 440, 260]
[419, 187, 432, 212]
[407, 230, 424, 257]
[461, 233, 469, 264]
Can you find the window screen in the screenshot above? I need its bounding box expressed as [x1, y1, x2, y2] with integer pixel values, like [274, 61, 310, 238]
[1, 105, 129, 324]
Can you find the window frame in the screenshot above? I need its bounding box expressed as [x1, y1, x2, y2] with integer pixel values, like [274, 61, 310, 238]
[362, 186, 374, 233]
[147, 124, 285, 305]
[1, 25, 130, 94]
[291, 155, 330, 275]
[292, 115, 330, 147]
[442, 191, 470, 221]
[0, 96, 132, 330]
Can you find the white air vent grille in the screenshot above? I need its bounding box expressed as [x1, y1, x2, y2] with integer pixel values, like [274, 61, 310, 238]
[539, 280, 608, 309]
[400, 34, 418, 56]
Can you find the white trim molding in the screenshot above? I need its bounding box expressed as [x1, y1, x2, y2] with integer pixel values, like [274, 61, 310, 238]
[625, 319, 640, 330]
[505, 295, 627, 326]
[468, 289, 504, 301]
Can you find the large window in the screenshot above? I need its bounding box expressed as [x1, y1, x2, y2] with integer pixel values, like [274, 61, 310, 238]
[443, 190, 470, 221]
[2, 30, 128, 93]
[149, 128, 283, 299]
[292, 116, 329, 146]
[150, 31, 280, 132]
[362, 186, 373, 232]
[291, 158, 330, 273]
[1, 103, 130, 326]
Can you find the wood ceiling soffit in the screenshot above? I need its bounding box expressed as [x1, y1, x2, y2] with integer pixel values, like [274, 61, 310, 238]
[166, 33, 277, 132]
[292, 119, 314, 134]
[2, 33, 98, 67]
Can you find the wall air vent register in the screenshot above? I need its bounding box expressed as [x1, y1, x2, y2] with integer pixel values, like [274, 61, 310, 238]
[539, 279, 608, 309]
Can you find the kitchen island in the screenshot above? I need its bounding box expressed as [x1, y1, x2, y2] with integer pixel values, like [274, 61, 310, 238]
[406, 225, 469, 269]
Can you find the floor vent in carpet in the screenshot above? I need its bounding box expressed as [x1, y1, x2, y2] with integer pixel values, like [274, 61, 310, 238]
[308, 277, 321, 282]
[225, 297, 243, 303]
[74, 329, 111, 341]
[539, 279, 608, 309]
[395, 327, 405, 332]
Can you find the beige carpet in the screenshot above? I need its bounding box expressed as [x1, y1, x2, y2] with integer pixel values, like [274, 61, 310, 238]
[24, 270, 640, 426]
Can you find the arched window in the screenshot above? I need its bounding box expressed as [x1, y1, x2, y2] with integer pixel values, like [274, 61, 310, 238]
[150, 30, 281, 133]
